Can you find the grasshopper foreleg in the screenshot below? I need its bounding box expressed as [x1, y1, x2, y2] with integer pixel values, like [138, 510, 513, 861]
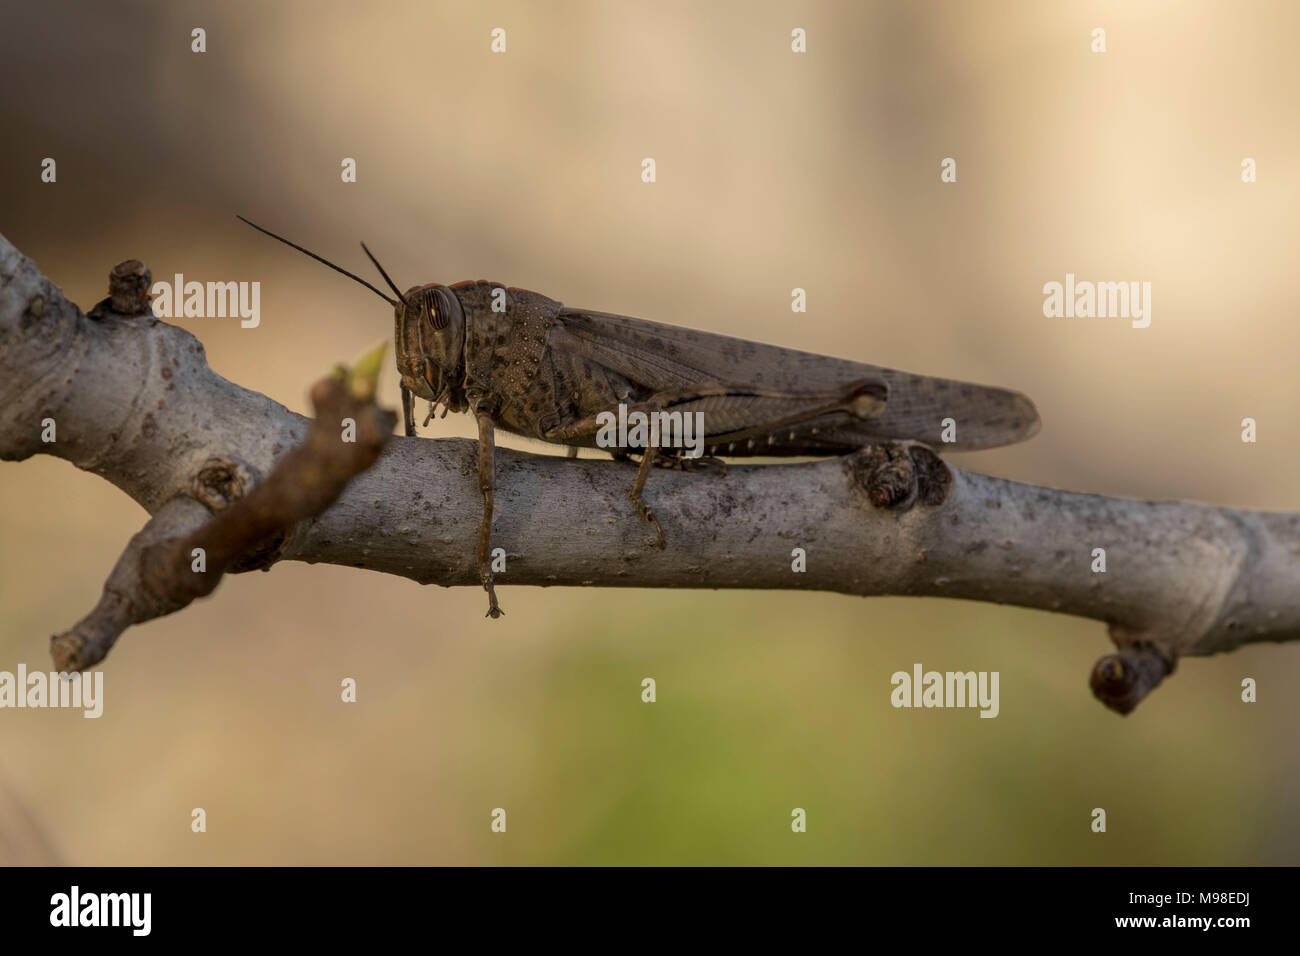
[474, 409, 503, 619]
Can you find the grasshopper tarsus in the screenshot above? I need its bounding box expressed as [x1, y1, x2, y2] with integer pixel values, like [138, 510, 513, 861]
[633, 501, 666, 550]
[479, 564, 503, 618]
[479, 545, 503, 618]
[483, 585, 504, 619]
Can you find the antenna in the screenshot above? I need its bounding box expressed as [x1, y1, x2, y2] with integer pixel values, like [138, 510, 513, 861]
[236, 215, 402, 306]
[360, 242, 407, 305]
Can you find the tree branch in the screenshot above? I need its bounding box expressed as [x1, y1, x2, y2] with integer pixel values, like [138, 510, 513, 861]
[2, 233, 1296, 713]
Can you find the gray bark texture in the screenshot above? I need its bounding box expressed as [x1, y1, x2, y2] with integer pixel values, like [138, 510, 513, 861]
[2, 233, 1296, 713]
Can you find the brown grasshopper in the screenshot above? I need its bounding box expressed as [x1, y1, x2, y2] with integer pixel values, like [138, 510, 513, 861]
[239, 218, 1040, 618]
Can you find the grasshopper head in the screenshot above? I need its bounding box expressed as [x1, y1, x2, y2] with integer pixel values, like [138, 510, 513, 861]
[234, 218, 469, 411]
[396, 284, 466, 410]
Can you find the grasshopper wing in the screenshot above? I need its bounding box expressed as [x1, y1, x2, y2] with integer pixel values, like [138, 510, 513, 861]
[550, 308, 1039, 453]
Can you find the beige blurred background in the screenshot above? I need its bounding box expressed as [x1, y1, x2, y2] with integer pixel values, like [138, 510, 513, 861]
[1, 0, 1297, 864]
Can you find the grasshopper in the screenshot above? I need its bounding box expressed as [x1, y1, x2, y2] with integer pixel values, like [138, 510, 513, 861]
[239, 218, 1040, 617]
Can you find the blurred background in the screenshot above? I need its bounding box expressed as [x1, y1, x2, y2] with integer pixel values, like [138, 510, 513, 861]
[1, 0, 1297, 864]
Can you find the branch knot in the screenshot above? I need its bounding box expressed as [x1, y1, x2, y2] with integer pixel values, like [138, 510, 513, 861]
[848, 441, 952, 511]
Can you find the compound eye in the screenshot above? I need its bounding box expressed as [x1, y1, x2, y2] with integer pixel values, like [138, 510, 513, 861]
[425, 288, 449, 330]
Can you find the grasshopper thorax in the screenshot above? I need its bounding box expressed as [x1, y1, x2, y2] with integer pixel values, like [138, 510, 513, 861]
[396, 284, 467, 412]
